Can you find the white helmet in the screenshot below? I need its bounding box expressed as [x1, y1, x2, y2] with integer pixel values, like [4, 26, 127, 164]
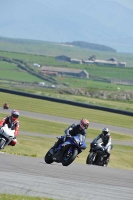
[11, 109, 19, 121]
[102, 127, 109, 135]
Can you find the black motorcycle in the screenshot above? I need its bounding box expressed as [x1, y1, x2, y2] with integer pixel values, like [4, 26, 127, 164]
[86, 142, 111, 167]
[44, 135, 86, 166]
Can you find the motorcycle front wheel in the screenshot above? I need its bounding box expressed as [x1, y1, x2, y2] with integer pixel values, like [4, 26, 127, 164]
[62, 147, 78, 166]
[86, 152, 95, 164]
[44, 150, 54, 164]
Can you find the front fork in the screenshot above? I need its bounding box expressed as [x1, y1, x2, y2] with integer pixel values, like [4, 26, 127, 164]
[67, 146, 73, 155]
[0, 138, 6, 149]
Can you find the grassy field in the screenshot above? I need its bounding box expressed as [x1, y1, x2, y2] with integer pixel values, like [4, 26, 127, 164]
[0, 60, 45, 83]
[55, 76, 133, 90]
[0, 51, 133, 82]
[0, 49, 133, 111]
[0, 92, 133, 128]
[0, 194, 53, 200]
[41, 92, 133, 111]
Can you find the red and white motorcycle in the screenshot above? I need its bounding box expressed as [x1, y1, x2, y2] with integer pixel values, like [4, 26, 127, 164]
[0, 124, 15, 150]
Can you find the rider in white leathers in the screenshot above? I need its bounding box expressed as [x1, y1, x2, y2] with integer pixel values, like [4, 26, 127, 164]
[91, 127, 112, 164]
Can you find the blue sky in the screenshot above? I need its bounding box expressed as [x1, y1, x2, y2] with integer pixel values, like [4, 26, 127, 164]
[37, 0, 133, 10]
[110, 0, 133, 10]
[1, 0, 133, 53]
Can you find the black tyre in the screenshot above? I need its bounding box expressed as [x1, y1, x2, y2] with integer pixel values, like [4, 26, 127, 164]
[44, 150, 54, 164]
[103, 158, 109, 167]
[62, 147, 78, 166]
[86, 152, 94, 164]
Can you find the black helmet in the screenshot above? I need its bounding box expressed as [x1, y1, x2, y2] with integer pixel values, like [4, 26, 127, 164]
[102, 127, 109, 136]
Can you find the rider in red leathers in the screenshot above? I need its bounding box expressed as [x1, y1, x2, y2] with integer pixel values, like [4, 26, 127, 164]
[3, 102, 9, 109]
[0, 110, 19, 146]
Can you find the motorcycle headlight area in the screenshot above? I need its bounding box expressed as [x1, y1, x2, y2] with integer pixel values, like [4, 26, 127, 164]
[0, 129, 4, 134]
[73, 138, 79, 145]
[64, 141, 71, 145]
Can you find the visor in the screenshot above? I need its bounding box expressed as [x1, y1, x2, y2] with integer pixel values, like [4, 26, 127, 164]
[12, 114, 19, 118]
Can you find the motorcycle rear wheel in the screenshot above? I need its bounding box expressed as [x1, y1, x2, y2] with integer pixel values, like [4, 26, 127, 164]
[44, 150, 54, 164]
[62, 147, 78, 166]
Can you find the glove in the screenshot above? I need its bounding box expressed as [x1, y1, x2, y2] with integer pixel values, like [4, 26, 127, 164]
[66, 134, 71, 138]
[59, 136, 66, 142]
[90, 142, 94, 148]
[64, 134, 71, 141]
[62, 136, 66, 142]
[58, 136, 63, 139]
[58, 136, 65, 142]
[103, 146, 107, 151]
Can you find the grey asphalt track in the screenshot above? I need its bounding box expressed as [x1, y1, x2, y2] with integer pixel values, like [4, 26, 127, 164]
[0, 153, 133, 200]
[0, 108, 133, 200]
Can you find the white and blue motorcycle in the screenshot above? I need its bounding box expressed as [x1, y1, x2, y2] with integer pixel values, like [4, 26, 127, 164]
[45, 134, 86, 166]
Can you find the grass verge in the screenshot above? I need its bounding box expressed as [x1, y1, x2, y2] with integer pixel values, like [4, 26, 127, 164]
[0, 92, 133, 129]
[0, 194, 54, 200]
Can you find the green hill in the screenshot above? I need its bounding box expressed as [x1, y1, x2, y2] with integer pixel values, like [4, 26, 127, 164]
[65, 41, 116, 52]
[0, 36, 132, 67]
[0, 37, 133, 107]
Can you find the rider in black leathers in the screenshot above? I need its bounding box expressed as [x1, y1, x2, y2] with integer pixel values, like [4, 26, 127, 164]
[91, 127, 112, 164]
[50, 118, 89, 154]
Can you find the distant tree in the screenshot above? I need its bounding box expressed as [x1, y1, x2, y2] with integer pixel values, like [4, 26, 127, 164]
[65, 41, 116, 52]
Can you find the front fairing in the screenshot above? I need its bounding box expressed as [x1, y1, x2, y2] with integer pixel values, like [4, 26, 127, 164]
[60, 135, 86, 151]
[90, 143, 104, 156]
[0, 125, 14, 148]
[51, 135, 86, 163]
[0, 124, 14, 139]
